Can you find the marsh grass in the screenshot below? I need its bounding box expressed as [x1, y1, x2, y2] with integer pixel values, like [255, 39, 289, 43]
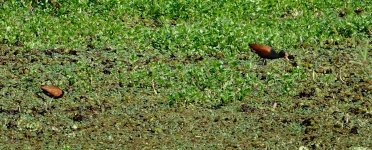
[0, 0, 371, 149]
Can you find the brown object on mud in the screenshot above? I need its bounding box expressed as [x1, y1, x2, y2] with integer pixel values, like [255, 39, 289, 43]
[41, 85, 64, 98]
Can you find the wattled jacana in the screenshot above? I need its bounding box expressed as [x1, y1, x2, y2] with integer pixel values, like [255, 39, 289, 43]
[249, 43, 289, 60]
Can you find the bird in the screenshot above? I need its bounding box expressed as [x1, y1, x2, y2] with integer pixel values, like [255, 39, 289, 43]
[249, 43, 289, 60]
[41, 85, 64, 99]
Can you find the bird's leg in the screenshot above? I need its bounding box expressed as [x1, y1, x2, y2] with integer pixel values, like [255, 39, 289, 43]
[257, 58, 267, 65]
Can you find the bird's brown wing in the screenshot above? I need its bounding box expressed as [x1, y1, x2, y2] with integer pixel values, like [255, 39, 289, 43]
[249, 44, 272, 57]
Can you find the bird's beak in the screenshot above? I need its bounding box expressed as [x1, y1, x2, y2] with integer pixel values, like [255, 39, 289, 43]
[284, 53, 289, 61]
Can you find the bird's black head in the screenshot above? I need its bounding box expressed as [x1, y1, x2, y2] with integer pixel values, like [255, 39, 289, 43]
[279, 50, 289, 60]
[278, 50, 286, 56]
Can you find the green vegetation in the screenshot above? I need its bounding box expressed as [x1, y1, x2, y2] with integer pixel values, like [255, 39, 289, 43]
[0, 0, 371, 149]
